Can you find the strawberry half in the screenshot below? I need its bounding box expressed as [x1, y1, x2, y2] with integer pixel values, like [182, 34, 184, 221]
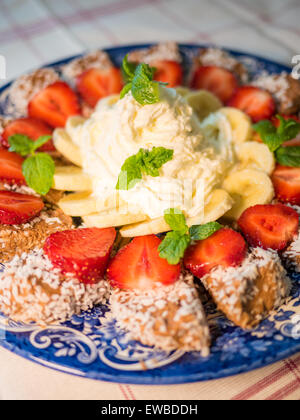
[238, 204, 299, 251]
[152, 60, 183, 88]
[0, 149, 26, 186]
[28, 81, 81, 128]
[227, 86, 276, 122]
[272, 165, 300, 205]
[0, 191, 44, 225]
[184, 228, 247, 278]
[1, 117, 55, 151]
[76, 67, 123, 108]
[44, 227, 116, 284]
[107, 235, 181, 290]
[191, 65, 238, 103]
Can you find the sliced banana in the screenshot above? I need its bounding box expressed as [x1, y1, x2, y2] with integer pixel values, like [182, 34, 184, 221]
[203, 189, 234, 223]
[53, 129, 83, 167]
[83, 208, 147, 229]
[223, 169, 274, 220]
[58, 192, 126, 216]
[175, 86, 191, 98]
[219, 107, 253, 144]
[120, 189, 233, 237]
[53, 166, 93, 191]
[186, 90, 222, 121]
[235, 141, 275, 175]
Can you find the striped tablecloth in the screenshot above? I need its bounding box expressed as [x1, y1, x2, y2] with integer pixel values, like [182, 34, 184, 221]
[0, 0, 299, 400]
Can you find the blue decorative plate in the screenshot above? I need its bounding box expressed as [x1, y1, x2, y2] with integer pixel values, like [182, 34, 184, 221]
[0, 44, 300, 385]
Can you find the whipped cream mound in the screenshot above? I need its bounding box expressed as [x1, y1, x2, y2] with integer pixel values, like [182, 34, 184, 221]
[67, 86, 234, 219]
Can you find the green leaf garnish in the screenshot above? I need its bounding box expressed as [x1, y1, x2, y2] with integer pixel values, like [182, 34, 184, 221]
[164, 208, 188, 235]
[158, 209, 223, 265]
[8, 134, 55, 195]
[22, 153, 55, 196]
[31, 135, 52, 152]
[120, 83, 132, 99]
[158, 230, 191, 265]
[122, 55, 137, 82]
[253, 115, 300, 154]
[275, 146, 300, 167]
[189, 221, 222, 241]
[8, 134, 35, 157]
[116, 147, 173, 190]
[120, 55, 163, 105]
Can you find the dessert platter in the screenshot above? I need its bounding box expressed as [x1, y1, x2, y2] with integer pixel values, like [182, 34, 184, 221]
[0, 43, 299, 385]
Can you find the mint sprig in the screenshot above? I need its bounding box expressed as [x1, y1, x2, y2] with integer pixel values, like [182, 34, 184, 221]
[9, 134, 55, 195]
[120, 55, 164, 105]
[158, 208, 222, 265]
[275, 146, 300, 167]
[116, 147, 173, 190]
[253, 115, 300, 167]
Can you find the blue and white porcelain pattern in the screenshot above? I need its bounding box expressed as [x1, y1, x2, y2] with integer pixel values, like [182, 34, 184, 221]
[0, 45, 300, 385]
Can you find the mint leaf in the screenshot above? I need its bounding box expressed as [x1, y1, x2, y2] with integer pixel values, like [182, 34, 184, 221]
[142, 147, 173, 177]
[120, 83, 132, 99]
[22, 153, 55, 195]
[275, 146, 300, 167]
[122, 55, 137, 82]
[8, 134, 34, 156]
[131, 64, 160, 105]
[116, 147, 173, 190]
[189, 222, 222, 241]
[121, 56, 161, 105]
[164, 208, 188, 235]
[159, 209, 224, 265]
[8, 134, 56, 195]
[32, 135, 52, 152]
[253, 120, 276, 137]
[276, 115, 300, 142]
[158, 231, 191, 265]
[253, 116, 300, 153]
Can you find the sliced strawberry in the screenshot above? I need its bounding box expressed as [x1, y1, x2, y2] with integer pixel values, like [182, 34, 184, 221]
[28, 81, 81, 128]
[184, 228, 247, 278]
[238, 204, 299, 251]
[76, 67, 123, 108]
[1, 117, 54, 151]
[152, 60, 183, 88]
[228, 86, 276, 122]
[107, 235, 181, 290]
[190, 65, 238, 103]
[0, 149, 25, 186]
[44, 227, 116, 284]
[0, 191, 44, 225]
[272, 165, 300, 205]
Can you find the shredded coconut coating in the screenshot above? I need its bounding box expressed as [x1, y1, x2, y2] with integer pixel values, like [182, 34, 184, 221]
[197, 48, 249, 83]
[0, 182, 39, 197]
[252, 72, 300, 115]
[0, 207, 72, 263]
[0, 116, 12, 136]
[202, 248, 291, 329]
[0, 248, 111, 325]
[1, 68, 60, 118]
[0, 183, 64, 206]
[110, 273, 210, 356]
[128, 42, 181, 64]
[283, 231, 300, 272]
[62, 51, 113, 80]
